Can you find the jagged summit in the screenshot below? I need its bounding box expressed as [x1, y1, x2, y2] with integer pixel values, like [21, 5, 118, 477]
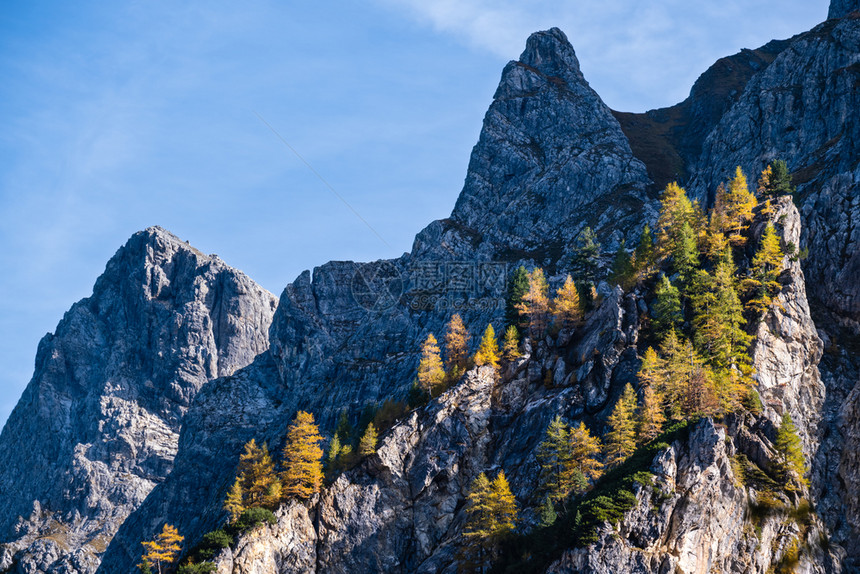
[516, 27, 584, 86]
[0, 228, 277, 573]
[830, 0, 860, 19]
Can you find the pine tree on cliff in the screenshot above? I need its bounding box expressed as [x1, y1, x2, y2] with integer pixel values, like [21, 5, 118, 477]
[604, 384, 638, 467]
[502, 325, 521, 361]
[609, 240, 636, 290]
[417, 333, 446, 396]
[280, 411, 324, 499]
[359, 422, 378, 456]
[775, 413, 808, 488]
[516, 268, 550, 336]
[444, 313, 471, 380]
[537, 416, 573, 503]
[568, 421, 603, 490]
[744, 221, 784, 315]
[652, 275, 683, 336]
[656, 182, 697, 262]
[506, 266, 529, 331]
[637, 386, 665, 445]
[634, 224, 657, 278]
[714, 166, 757, 247]
[236, 439, 280, 508]
[223, 478, 244, 524]
[463, 471, 518, 572]
[571, 226, 600, 291]
[473, 324, 500, 370]
[758, 160, 794, 198]
[674, 221, 700, 285]
[327, 434, 342, 471]
[139, 524, 183, 574]
[552, 274, 582, 328]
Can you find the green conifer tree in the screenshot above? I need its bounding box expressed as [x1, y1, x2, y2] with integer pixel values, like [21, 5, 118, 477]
[634, 224, 656, 278]
[538, 496, 557, 527]
[536, 416, 572, 503]
[744, 222, 784, 315]
[609, 240, 636, 290]
[652, 275, 683, 336]
[506, 266, 530, 331]
[774, 413, 808, 488]
[571, 227, 601, 289]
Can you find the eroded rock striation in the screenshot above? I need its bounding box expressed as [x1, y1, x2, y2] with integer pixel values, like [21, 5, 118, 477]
[0, 227, 277, 573]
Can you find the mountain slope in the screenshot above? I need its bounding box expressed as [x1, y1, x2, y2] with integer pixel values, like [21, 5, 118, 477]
[0, 227, 277, 573]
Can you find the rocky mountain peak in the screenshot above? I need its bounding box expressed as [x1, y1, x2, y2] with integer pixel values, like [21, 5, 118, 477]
[830, 0, 860, 19]
[517, 27, 584, 86]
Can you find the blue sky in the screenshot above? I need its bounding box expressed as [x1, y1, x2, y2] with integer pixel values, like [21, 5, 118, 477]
[0, 1, 829, 426]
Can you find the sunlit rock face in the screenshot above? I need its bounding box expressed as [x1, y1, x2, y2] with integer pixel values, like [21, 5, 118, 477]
[0, 227, 277, 574]
[8, 4, 860, 572]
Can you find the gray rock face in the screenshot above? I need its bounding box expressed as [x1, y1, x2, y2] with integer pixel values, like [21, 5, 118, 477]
[830, 0, 860, 20]
[750, 197, 824, 452]
[0, 227, 277, 573]
[9, 7, 860, 573]
[546, 419, 836, 574]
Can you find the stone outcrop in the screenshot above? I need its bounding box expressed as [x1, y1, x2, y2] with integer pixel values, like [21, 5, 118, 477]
[0, 227, 277, 573]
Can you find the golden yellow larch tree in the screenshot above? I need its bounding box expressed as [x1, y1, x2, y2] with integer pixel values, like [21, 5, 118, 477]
[223, 477, 245, 524]
[552, 274, 583, 328]
[714, 166, 757, 247]
[568, 421, 603, 489]
[444, 314, 471, 379]
[637, 386, 666, 445]
[237, 439, 280, 508]
[502, 325, 521, 361]
[516, 268, 550, 336]
[604, 384, 638, 467]
[473, 324, 500, 371]
[359, 422, 378, 456]
[280, 411, 324, 499]
[139, 524, 183, 574]
[417, 333, 446, 397]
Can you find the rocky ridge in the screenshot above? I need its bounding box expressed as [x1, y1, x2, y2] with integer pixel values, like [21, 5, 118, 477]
[0, 228, 277, 574]
[3, 1, 860, 572]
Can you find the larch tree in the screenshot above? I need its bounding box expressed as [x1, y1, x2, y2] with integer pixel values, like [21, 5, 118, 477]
[604, 384, 638, 467]
[516, 268, 550, 336]
[656, 182, 696, 261]
[489, 471, 518, 537]
[140, 524, 183, 574]
[775, 413, 808, 488]
[652, 275, 683, 336]
[223, 478, 245, 524]
[674, 221, 700, 285]
[568, 421, 604, 490]
[637, 386, 665, 445]
[505, 266, 530, 331]
[536, 416, 573, 503]
[659, 329, 688, 421]
[444, 314, 471, 380]
[552, 274, 583, 328]
[714, 166, 757, 247]
[571, 227, 601, 290]
[280, 411, 324, 499]
[758, 160, 794, 198]
[744, 222, 784, 316]
[417, 333, 446, 397]
[635, 224, 657, 276]
[463, 470, 518, 572]
[236, 439, 280, 509]
[359, 422, 378, 456]
[502, 325, 521, 361]
[609, 240, 636, 290]
[327, 434, 342, 470]
[473, 324, 500, 371]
